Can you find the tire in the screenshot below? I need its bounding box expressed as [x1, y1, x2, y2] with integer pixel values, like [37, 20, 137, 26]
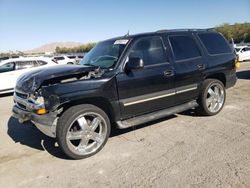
[67, 62, 73, 64]
[197, 79, 226, 116]
[56, 104, 111, 159]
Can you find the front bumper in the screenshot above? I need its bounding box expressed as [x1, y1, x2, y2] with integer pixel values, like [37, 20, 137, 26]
[12, 105, 58, 138]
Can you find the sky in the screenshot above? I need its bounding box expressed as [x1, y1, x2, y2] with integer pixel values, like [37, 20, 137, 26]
[0, 0, 249, 52]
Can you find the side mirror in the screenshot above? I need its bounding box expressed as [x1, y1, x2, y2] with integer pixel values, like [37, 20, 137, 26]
[126, 57, 144, 70]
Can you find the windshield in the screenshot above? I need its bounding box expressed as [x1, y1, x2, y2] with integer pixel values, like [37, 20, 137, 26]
[80, 39, 129, 69]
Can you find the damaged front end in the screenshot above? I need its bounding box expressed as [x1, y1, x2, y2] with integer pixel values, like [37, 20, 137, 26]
[12, 65, 104, 138]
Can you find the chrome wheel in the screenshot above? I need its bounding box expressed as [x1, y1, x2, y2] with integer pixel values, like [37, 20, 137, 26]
[66, 112, 108, 156]
[206, 83, 225, 113]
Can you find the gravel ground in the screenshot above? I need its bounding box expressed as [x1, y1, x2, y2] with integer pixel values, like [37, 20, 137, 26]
[0, 62, 250, 188]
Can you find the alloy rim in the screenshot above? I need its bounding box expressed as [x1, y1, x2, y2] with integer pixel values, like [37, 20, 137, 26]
[206, 83, 224, 113]
[66, 112, 107, 156]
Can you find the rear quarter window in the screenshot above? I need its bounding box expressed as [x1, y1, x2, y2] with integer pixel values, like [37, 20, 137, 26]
[198, 33, 233, 55]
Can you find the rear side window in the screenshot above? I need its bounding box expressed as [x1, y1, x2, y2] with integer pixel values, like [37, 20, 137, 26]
[129, 36, 168, 66]
[198, 33, 233, 55]
[16, 61, 36, 70]
[169, 35, 201, 61]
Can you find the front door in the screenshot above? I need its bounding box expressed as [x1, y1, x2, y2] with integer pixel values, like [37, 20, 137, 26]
[116, 36, 176, 119]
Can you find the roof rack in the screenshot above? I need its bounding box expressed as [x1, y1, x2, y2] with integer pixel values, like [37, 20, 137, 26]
[156, 28, 214, 33]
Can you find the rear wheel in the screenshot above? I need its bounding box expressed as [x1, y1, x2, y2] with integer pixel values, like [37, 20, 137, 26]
[56, 104, 111, 159]
[197, 79, 226, 116]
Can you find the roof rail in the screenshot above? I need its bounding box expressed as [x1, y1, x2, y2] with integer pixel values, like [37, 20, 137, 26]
[156, 28, 215, 33]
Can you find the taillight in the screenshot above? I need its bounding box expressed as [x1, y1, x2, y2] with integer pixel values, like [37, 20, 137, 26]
[235, 55, 240, 69]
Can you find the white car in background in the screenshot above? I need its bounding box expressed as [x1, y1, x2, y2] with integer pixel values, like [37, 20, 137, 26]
[0, 57, 57, 94]
[52, 55, 76, 64]
[67, 55, 84, 64]
[235, 46, 250, 62]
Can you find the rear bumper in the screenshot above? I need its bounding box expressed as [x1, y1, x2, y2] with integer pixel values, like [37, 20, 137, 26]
[12, 105, 57, 138]
[226, 71, 237, 89]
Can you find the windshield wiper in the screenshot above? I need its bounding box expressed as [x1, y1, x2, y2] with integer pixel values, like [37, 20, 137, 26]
[83, 63, 98, 67]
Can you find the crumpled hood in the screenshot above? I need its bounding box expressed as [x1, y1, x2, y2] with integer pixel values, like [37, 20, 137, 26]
[15, 65, 98, 93]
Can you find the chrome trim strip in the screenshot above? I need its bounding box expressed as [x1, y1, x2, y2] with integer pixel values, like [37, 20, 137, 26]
[124, 92, 175, 106]
[176, 86, 198, 94]
[123, 84, 198, 107]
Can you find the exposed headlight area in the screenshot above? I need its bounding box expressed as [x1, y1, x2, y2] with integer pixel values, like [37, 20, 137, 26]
[14, 89, 47, 115]
[29, 93, 45, 105]
[30, 93, 48, 115]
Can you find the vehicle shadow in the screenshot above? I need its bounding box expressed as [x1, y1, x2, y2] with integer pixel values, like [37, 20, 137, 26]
[237, 70, 250, 80]
[7, 114, 178, 159]
[178, 108, 200, 117]
[7, 117, 70, 160]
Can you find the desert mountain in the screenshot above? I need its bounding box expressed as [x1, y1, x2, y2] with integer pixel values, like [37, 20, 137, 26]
[25, 42, 82, 53]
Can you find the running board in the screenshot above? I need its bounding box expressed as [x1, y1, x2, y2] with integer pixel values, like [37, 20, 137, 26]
[116, 100, 198, 129]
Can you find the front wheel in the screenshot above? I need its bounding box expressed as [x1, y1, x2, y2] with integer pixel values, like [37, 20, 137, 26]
[197, 79, 226, 116]
[56, 104, 111, 159]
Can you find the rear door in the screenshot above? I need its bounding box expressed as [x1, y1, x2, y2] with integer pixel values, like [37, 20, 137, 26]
[116, 36, 176, 119]
[165, 33, 205, 104]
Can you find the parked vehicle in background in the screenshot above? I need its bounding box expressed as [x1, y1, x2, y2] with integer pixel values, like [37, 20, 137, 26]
[0, 56, 20, 62]
[52, 55, 76, 64]
[0, 57, 57, 94]
[12, 29, 237, 159]
[235, 46, 250, 61]
[67, 55, 84, 64]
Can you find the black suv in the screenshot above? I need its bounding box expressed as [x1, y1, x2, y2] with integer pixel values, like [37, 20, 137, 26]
[12, 29, 237, 159]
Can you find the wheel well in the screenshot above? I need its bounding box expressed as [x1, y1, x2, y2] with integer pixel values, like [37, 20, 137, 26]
[205, 73, 226, 86]
[58, 97, 115, 123]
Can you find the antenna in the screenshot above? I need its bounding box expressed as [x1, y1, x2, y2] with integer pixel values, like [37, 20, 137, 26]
[125, 30, 130, 37]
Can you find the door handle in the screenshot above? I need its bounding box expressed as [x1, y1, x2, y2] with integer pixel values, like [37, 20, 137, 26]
[197, 64, 205, 70]
[163, 70, 174, 77]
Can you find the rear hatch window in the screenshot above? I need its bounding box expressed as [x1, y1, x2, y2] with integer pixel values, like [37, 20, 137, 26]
[198, 33, 233, 55]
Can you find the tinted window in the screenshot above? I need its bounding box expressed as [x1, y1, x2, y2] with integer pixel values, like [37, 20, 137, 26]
[198, 33, 232, 54]
[242, 47, 250, 52]
[54, 57, 65, 60]
[169, 35, 201, 61]
[235, 48, 241, 52]
[16, 61, 36, 70]
[129, 36, 168, 66]
[67, 56, 76, 59]
[0, 62, 15, 73]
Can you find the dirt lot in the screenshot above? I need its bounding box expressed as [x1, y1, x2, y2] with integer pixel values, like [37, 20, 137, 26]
[0, 63, 250, 188]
